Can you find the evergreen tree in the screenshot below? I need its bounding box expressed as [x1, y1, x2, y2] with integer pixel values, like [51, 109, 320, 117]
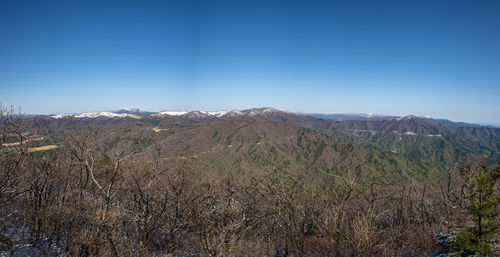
[453, 165, 499, 256]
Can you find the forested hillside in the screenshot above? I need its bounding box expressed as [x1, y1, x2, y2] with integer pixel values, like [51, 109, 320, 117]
[1, 106, 499, 256]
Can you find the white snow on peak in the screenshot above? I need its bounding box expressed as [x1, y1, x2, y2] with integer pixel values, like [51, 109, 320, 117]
[206, 111, 228, 117]
[50, 112, 140, 119]
[394, 115, 419, 121]
[183, 111, 230, 118]
[153, 111, 188, 116]
[50, 113, 73, 119]
[183, 111, 211, 118]
[261, 107, 278, 113]
[245, 107, 280, 116]
[246, 110, 260, 116]
[153, 110, 227, 118]
[48, 108, 275, 119]
[223, 110, 244, 117]
[74, 112, 141, 119]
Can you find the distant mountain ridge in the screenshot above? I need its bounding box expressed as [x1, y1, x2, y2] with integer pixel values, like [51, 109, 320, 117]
[309, 113, 398, 121]
[39, 107, 488, 128]
[43, 108, 288, 120]
[243, 109, 500, 167]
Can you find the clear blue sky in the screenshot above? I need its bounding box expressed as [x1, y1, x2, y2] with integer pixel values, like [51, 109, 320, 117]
[1, 0, 499, 123]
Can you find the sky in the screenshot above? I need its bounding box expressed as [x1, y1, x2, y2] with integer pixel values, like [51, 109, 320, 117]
[0, 0, 499, 123]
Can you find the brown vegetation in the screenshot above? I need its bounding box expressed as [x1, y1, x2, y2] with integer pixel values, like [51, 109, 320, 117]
[1, 106, 499, 256]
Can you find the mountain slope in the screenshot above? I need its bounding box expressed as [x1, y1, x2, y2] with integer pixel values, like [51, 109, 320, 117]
[152, 117, 444, 185]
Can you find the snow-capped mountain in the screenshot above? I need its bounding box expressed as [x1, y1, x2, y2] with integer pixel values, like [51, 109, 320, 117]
[50, 111, 142, 119]
[45, 107, 481, 128]
[152, 111, 188, 117]
[152, 110, 228, 118]
[207, 111, 228, 117]
[47, 107, 285, 120]
[45, 107, 413, 121]
[49, 108, 230, 119]
[222, 110, 244, 117]
[221, 108, 284, 118]
[182, 111, 213, 119]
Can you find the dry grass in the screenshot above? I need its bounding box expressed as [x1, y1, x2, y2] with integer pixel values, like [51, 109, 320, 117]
[27, 144, 58, 152]
[151, 127, 168, 132]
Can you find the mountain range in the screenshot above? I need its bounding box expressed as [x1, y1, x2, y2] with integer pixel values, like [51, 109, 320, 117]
[25, 107, 500, 186]
[38, 107, 496, 127]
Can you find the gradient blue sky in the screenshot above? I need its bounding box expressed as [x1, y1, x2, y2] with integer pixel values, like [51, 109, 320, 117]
[1, 0, 499, 123]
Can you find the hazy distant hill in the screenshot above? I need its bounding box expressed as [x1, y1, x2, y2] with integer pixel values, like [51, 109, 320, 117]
[309, 113, 397, 121]
[242, 109, 500, 167]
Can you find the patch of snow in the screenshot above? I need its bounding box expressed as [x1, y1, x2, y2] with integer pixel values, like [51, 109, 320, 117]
[207, 111, 228, 117]
[394, 115, 420, 121]
[182, 111, 211, 118]
[153, 111, 188, 116]
[49, 108, 278, 119]
[154, 110, 227, 118]
[223, 110, 244, 117]
[404, 131, 417, 135]
[261, 107, 277, 113]
[74, 112, 141, 119]
[245, 107, 279, 116]
[50, 112, 140, 119]
[50, 113, 73, 119]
